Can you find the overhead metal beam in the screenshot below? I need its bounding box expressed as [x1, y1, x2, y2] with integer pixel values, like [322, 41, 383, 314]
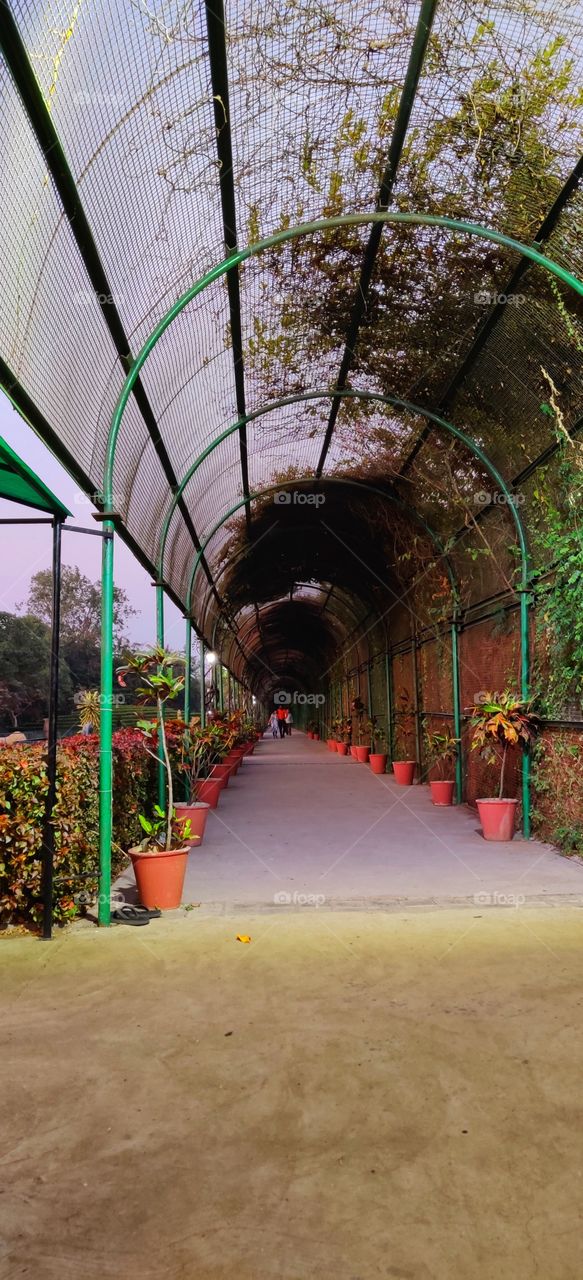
[315, 0, 438, 477]
[400, 154, 583, 475]
[204, 0, 251, 527]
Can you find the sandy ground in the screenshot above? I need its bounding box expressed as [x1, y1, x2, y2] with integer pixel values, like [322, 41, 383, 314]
[2, 905, 583, 1279]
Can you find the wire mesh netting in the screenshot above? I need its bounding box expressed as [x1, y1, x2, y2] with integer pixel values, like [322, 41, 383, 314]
[1, 0, 582, 681]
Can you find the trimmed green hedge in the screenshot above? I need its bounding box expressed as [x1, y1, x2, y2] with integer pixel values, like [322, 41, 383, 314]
[0, 729, 154, 928]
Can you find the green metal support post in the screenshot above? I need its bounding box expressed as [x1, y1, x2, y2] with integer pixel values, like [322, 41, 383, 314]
[520, 590, 531, 838]
[411, 623, 422, 771]
[218, 661, 225, 712]
[385, 648, 394, 763]
[184, 617, 192, 723]
[451, 610, 463, 805]
[98, 521, 115, 927]
[200, 639, 206, 728]
[156, 583, 166, 810]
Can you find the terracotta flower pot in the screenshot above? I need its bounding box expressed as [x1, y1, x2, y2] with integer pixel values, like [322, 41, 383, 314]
[329, 740, 338, 751]
[174, 801, 210, 844]
[350, 745, 358, 758]
[129, 845, 190, 910]
[195, 777, 222, 809]
[307, 731, 313, 739]
[476, 798, 518, 841]
[336, 742, 348, 756]
[355, 745, 370, 763]
[369, 753, 388, 775]
[327, 739, 336, 751]
[313, 733, 319, 740]
[430, 780, 455, 806]
[393, 760, 416, 785]
[211, 763, 230, 787]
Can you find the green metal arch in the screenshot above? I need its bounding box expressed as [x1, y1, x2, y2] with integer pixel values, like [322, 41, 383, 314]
[195, 472, 458, 620]
[155, 388, 524, 593]
[104, 210, 583, 509]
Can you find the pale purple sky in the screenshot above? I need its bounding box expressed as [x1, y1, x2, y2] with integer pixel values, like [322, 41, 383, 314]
[0, 392, 186, 647]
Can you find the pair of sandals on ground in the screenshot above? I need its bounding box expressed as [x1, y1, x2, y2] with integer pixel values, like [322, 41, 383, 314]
[111, 903, 160, 926]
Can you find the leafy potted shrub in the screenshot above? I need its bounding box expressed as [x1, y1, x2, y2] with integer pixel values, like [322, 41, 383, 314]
[170, 717, 212, 844]
[329, 717, 341, 751]
[469, 690, 541, 840]
[336, 717, 351, 756]
[117, 647, 194, 909]
[423, 723, 460, 806]
[367, 719, 388, 775]
[350, 698, 366, 758]
[392, 689, 416, 784]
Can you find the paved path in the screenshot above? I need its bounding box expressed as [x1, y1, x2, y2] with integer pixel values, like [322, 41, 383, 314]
[118, 730, 583, 909]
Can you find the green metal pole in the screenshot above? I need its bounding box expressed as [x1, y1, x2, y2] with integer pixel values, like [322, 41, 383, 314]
[520, 590, 531, 838]
[155, 583, 166, 811]
[98, 521, 114, 927]
[184, 617, 192, 723]
[218, 661, 224, 711]
[411, 624, 422, 770]
[385, 648, 394, 763]
[451, 611, 463, 805]
[200, 639, 206, 728]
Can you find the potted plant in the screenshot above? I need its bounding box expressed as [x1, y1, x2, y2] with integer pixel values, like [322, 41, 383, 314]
[469, 690, 541, 840]
[350, 698, 366, 758]
[117, 647, 195, 909]
[392, 689, 416, 784]
[329, 717, 341, 750]
[170, 717, 212, 843]
[423, 722, 460, 805]
[336, 716, 351, 756]
[367, 719, 388, 775]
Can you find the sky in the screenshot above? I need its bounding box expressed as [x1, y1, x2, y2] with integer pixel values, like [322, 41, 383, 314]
[0, 392, 186, 649]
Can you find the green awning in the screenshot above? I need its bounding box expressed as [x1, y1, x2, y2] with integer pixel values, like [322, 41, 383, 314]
[0, 435, 69, 518]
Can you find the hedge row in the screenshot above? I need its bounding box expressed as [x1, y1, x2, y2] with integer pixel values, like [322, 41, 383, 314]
[0, 729, 154, 928]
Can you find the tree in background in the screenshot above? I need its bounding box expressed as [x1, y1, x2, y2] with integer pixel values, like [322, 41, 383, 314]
[0, 613, 72, 728]
[21, 566, 136, 696]
[23, 565, 135, 646]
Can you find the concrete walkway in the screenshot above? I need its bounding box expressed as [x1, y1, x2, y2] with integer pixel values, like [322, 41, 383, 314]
[119, 731, 583, 909]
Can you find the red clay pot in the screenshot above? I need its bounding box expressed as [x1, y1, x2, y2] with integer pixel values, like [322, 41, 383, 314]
[211, 764, 229, 788]
[350, 745, 358, 758]
[195, 777, 222, 809]
[327, 739, 336, 751]
[476, 798, 518, 841]
[393, 760, 416, 785]
[129, 845, 189, 910]
[223, 754, 241, 774]
[369, 753, 388, 775]
[174, 801, 210, 845]
[313, 733, 319, 741]
[355, 745, 370, 763]
[307, 731, 313, 739]
[336, 742, 349, 756]
[430, 780, 455, 806]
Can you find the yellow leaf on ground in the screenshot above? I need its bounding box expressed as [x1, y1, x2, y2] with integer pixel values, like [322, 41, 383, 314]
[236, 934, 251, 944]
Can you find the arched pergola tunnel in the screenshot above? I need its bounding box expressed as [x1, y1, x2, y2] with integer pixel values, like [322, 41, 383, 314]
[94, 213, 583, 921]
[1, 1, 583, 927]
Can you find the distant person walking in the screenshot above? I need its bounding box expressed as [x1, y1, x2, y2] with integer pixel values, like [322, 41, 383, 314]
[276, 706, 287, 738]
[285, 709, 293, 736]
[269, 711, 278, 738]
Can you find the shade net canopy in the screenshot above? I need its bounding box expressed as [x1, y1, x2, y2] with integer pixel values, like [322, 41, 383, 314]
[0, 433, 69, 516]
[1, 0, 582, 690]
